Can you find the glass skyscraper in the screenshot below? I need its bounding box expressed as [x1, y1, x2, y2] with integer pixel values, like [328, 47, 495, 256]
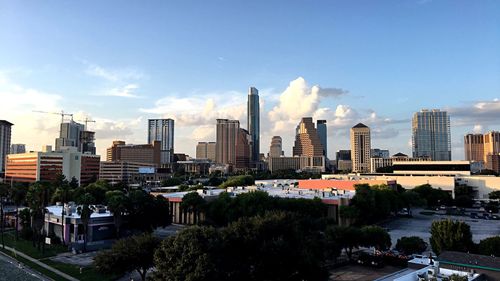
[316, 120, 327, 157]
[412, 109, 451, 161]
[247, 87, 260, 163]
[148, 119, 174, 164]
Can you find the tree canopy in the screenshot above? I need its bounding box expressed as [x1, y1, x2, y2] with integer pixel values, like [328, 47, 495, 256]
[429, 219, 474, 255]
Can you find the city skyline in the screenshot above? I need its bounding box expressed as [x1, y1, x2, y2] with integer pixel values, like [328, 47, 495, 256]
[1, 1, 500, 159]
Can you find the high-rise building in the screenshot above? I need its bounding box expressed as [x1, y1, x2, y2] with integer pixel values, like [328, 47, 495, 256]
[55, 121, 85, 152]
[269, 136, 284, 158]
[293, 117, 324, 157]
[0, 120, 13, 174]
[10, 144, 26, 154]
[106, 140, 161, 166]
[148, 119, 174, 164]
[236, 128, 251, 169]
[81, 131, 96, 155]
[464, 133, 485, 162]
[371, 148, 390, 159]
[196, 142, 216, 162]
[247, 87, 260, 164]
[336, 150, 352, 172]
[412, 109, 451, 161]
[483, 131, 500, 164]
[216, 119, 240, 166]
[350, 123, 371, 172]
[316, 120, 327, 157]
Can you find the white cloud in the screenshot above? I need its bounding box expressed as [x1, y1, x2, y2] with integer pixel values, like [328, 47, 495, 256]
[83, 61, 146, 82]
[97, 84, 142, 98]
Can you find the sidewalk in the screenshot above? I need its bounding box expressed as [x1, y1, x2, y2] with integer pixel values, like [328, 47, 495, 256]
[2, 245, 78, 281]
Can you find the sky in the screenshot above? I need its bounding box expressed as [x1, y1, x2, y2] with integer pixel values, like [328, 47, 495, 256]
[1, 0, 499, 160]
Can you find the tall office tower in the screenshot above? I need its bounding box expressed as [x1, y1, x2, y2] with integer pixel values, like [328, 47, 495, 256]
[216, 119, 240, 165]
[350, 123, 371, 172]
[371, 148, 390, 159]
[292, 117, 324, 157]
[196, 142, 216, 162]
[464, 133, 484, 162]
[269, 136, 284, 158]
[236, 128, 251, 169]
[148, 119, 174, 164]
[81, 131, 96, 154]
[247, 87, 260, 164]
[10, 144, 26, 154]
[0, 120, 13, 174]
[484, 131, 500, 164]
[316, 120, 327, 157]
[55, 121, 85, 152]
[412, 109, 451, 161]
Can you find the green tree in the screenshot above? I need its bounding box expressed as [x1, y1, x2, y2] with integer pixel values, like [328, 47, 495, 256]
[0, 183, 9, 249]
[361, 225, 391, 251]
[8, 183, 26, 240]
[429, 219, 473, 255]
[52, 174, 72, 245]
[77, 193, 95, 252]
[26, 181, 53, 251]
[399, 191, 425, 215]
[413, 184, 452, 207]
[219, 175, 255, 188]
[395, 236, 427, 255]
[331, 226, 363, 261]
[454, 185, 475, 208]
[107, 192, 129, 238]
[489, 191, 500, 200]
[181, 192, 206, 224]
[477, 236, 500, 257]
[94, 234, 159, 281]
[160, 177, 183, 187]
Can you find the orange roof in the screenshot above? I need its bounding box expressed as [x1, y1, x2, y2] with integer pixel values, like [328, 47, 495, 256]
[298, 179, 394, 191]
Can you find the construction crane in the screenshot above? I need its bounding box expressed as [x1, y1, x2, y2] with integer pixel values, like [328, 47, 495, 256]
[33, 110, 74, 123]
[76, 117, 96, 131]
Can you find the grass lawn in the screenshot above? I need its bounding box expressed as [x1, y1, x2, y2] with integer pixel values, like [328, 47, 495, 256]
[44, 260, 121, 281]
[0, 248, 64, 280]
[1, 230, 68, 259]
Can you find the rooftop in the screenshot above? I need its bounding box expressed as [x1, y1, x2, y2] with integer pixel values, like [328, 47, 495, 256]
[438, 251, 500, 271]
[352, 122, 368, 128]
[46, 205, 112, 219]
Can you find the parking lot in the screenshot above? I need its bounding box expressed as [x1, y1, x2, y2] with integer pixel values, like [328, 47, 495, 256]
[382, 208, 500, 249]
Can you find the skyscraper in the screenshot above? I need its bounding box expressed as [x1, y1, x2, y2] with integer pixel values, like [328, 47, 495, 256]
[0, 120, 13, 174]
[316, 120, 327, 157]
[269, 136, 284, 158]
[412, 109, 451, 161]
[247, 87, 260, 164]
[10, 144, 26, 154]
[484, 131, 500, 165]
[350, 123, 371, 172]
[55, 121, 85, 152]
[292, 117, 323, 157]
[196, 142, 216, 162]
[148, 119, 174, 164]
[216, 119, 240, 166]
[464, 133, 484, 162]
[236, 128, 251, 169]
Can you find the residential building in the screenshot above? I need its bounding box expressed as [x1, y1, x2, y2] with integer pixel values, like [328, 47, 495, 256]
[371, 148, 389, 158]
[350, 123, 371, 172]
[99, 161, 156, 184]
[336, 150, 352, 172]
[0, 120, 13, 174]
[236, 128, 251, 170]
[106, 140, 161, 166]
[10, 144, 26, 154]
[5, 146, 100, 185]
[55, 121, 85, 152]
[216, 119, 239, 166]
[196, 142, 216, 162]
[316, 120, 327, 157]
[292, 117, 324, 157]
[268, 136, 284, 158]
[247, 87, 260, 164]
[268, 155, 325, 173]
[464, 133, 484, 162]
[148, 119, 174, 164]
[483, 131, 500, 165]
[412, 109, 451, 161]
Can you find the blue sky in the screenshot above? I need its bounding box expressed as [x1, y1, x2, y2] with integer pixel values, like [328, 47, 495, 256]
[1, 0, 499, 159]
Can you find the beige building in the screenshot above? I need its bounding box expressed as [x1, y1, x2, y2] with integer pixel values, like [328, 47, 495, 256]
[195, 142, 216, 162]
[235, 128, 251, 170]
[99, 161, 156, 184]
[216, 119, 240, 166]
[292, 117, 323, 157]
[269, 136, 283, 158]
[268, 156, 325, 173]
[350, 123, 371, 172]
[464, 134, 484, 162]
[484, 131, 500, 164]
[106, 140, 161, 166]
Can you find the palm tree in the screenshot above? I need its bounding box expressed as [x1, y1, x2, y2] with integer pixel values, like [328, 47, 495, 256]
[107, 193, 128, 238]
[9, 184, 26, 240]
[77, 193, 95, 252]
[26, 182, 53, 252]
[0, 183, 9, 249]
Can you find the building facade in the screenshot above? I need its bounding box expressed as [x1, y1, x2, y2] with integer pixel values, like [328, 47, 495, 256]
[412, 109, 451, 161]
[106, 140, 161, 166]
[370, 148, 389, 159]
[148, 119, 174, 164]
[269, 136, 284, 158]
[464, 133, 484, 162]
[216, 119, 239, 166]
[268, 156, 325, 173]
[196, 142, 216, 162]
[55, 121, 84, 152]
[316, 120, 327, 157]
[336, 150, 352, 172]
[350, 123, 371, 172]
[293, 117, 324, 157]
[99, 161, 156, 184]
[247, 87, 260, 164]
[0, 120, 13, 174]
[10, 144, 26, 154]
[483, 131, 500, 165]
[235, 128, 251, 170]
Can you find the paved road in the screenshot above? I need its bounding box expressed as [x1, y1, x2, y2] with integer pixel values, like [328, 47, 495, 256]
[0, 251, 49, 281]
